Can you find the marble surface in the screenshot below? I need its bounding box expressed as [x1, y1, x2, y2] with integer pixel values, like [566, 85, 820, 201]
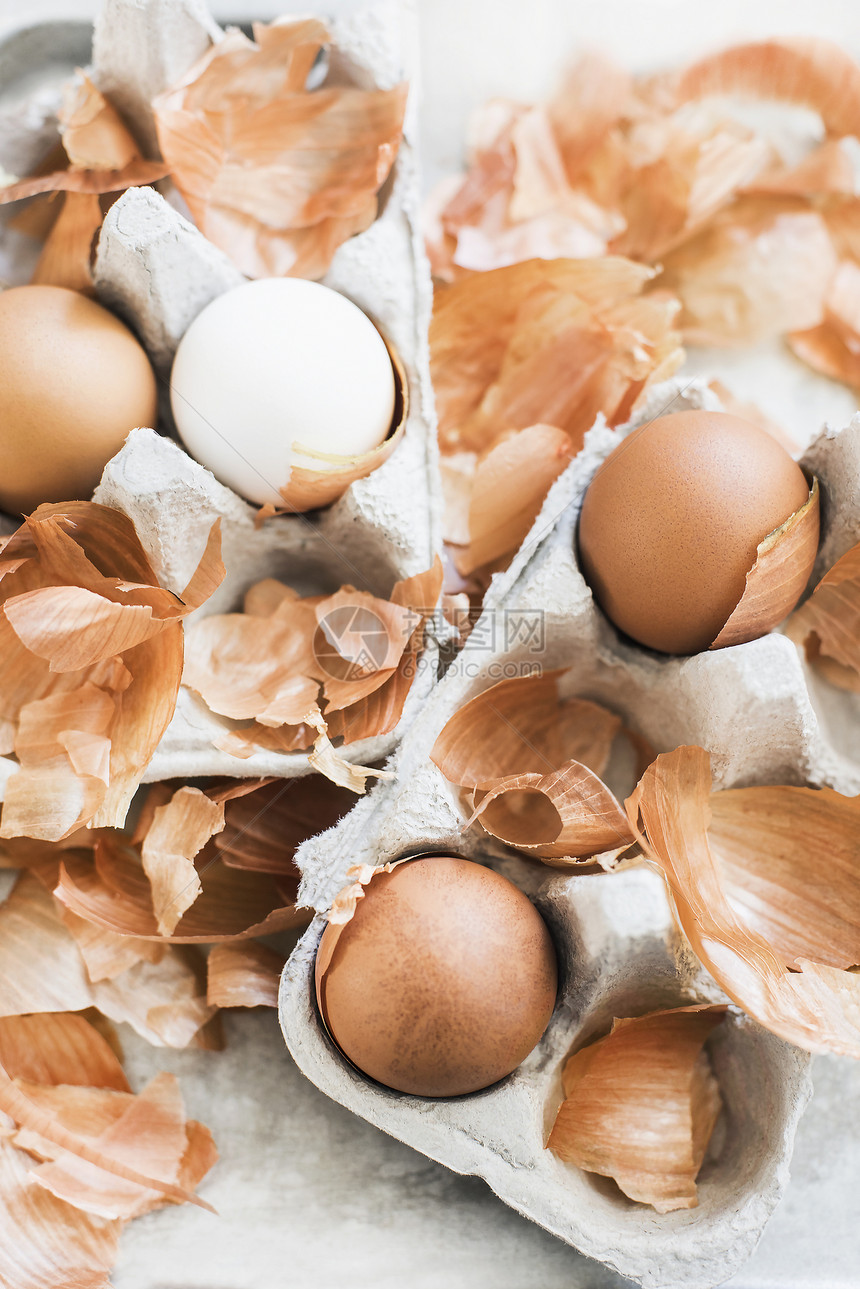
[0, 0, 858, 1285]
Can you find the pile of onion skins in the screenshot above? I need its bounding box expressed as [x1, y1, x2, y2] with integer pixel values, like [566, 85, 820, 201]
[0, 771, 356, 1286]
[427, 36, 860, 601]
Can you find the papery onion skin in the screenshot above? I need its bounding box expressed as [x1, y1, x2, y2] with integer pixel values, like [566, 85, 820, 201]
[548, 1005, 726, 1212]
[315, 856, 557, 1097]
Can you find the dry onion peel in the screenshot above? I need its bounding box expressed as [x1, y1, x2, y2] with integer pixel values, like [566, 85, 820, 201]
[140, 787, 225, 937]
[0, 874, 94, 1018]
[0, 866, 216, 1050]
[7, 180, 65, 241]
[0, 1013, 129, 1092]
[710, 477, 819, 648]
[426, 57, 633, 282]
[314, 587, 418, 713]
[54, 833, 307, 945]
[305, 706, 392, 792]
[546, 54, 634, 183]
[0, 1069, 214, 1213]
[660, 198, 838, 346]
[707, 787, 860, 970]
[432, 674, 643, 864]
[186, 559, 440, 777]
[547, 1005, 726, 1212]
[431, 674, 623, 788]
[214, 718, 318, 761]
[627, 746, 860, 1056]
[789, 324, 860, 394]
[320, 652, 414, 746]
[323, 558, 443, 746]
[824, 199, 860, 264]
[14, 1071, 214, 1222]
[0, 157, 167, 204]
[426, 37, 860, 402]
[30, 191, 103, 294]
[90, 950, 217, 1051]
[439, 452, 473, 548]
[24, 1073, 215, 1222]
[206, 942, 284, 1009]
[214, 776, 353, 875]
[6, 586, 167, 671]
[0, 504, 224, 841]
[789, 260, 860, 394]
[0, 1014, 216, 1271]
[785, 539, 860, 691]
[183, 596, 321, 727]
[612, 122, 770, 262]
[0, 73, 167, 204]
[744, 139, 857, 198]
[0, 1136, 119, 1289]
[61, 908, 164, 984]
[60, 72, 138, 171]
[672, 39, 860, 139]
[11, 1080, 130, 1147]
[426, 91, 625, 282]
[430, 257, 683, 455]
[153, 20, 408, 280]
[453, 424, 573, 576]
[467, 761, 634, 860]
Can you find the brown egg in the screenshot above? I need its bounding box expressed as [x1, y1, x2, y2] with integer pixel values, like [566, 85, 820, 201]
[315, 856, 558, 1097]
[577, 410, 814, 655]
[0, 285, 158, 515]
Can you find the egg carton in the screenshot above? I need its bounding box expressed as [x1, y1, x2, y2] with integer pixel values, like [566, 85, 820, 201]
[279, 375, 860, 1288]
[0, 0, 445, 784]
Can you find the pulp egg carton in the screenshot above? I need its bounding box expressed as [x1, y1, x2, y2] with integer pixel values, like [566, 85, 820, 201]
[279, 374, 860, 1288]
[0, 0, 445, 783]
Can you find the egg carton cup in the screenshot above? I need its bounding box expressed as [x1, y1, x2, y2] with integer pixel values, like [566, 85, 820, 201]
[279, 375, 860, 1287]
[0, 0, 446, 783]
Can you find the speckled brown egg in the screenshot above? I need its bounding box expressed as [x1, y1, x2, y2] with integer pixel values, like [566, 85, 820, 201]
[577, 410, 814, 655]
[314, 856, 558, 1097]
[0, 285, 158, 516]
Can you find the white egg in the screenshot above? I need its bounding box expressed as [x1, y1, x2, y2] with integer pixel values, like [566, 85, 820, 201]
[170, 277, 397, 506]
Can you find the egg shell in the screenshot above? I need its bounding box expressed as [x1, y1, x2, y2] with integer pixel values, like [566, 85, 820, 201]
[577, 410, 813, 655]
[170, 277, 397, 507]
[0, 284, 158, 516]
[315, 855, 558, 1097]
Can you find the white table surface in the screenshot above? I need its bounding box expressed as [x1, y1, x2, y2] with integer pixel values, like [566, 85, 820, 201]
[0, 1, 859, 1285]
